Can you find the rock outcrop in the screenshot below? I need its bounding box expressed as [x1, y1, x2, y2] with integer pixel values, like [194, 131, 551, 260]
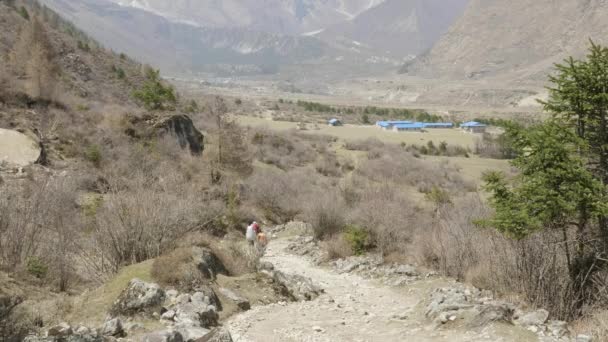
[110, 279, 166, 316]
[154, 115, 204, 155]
[218, 288, 250, 311]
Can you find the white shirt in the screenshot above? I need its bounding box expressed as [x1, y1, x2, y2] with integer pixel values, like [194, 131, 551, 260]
[246, 225, 256, 241]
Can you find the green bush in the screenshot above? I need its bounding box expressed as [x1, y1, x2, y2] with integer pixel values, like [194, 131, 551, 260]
[132, 69, 177, 111]
[19, 6, 29, 20]
[27, 257, 48, 279]
[344, 225, 368, 256]
[84, 144, 102, 167]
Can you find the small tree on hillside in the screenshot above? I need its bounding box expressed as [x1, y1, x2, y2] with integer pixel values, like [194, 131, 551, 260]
[10, 17, 58, 100]
[132, 68, 177, 111]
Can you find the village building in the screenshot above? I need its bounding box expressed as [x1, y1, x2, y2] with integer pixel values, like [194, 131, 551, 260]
[460, 121, 487, 133]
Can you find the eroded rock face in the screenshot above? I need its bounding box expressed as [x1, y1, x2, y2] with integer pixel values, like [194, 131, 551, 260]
[154, 115, 204, 155]
[110, 279, 165, 316]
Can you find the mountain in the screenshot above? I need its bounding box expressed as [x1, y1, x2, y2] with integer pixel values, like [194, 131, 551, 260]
[40, 0, 467, 77]
[40, 0, 335, 75]
[318, 0, 469, 57]
[403, 0, 608, 82]
[107, 0, 388, 35]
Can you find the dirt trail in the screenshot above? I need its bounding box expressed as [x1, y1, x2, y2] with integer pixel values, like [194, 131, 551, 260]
[226, 237, 537, 342]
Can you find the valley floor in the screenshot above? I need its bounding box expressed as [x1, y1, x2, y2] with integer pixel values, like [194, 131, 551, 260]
[226, 237, 540, 342]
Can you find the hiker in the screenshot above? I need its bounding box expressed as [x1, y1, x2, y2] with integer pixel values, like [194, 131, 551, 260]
[246, 221, 257, 246]
[257, 230, 268, 247]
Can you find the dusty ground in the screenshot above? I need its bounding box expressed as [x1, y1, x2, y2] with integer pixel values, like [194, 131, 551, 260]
[226, 238, 538, 342]
[0, 128, 40, 167]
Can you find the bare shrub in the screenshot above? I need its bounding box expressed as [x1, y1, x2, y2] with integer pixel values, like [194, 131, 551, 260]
[357, 146, 473, 193]
[251, 128, 316, 170]
[0, 177, 79, 292]
[305, 193, 346, 240]
[344, 138, 385, 151]
[323, 234, 353, 260]
[90, 172, 209, 274]
[314, 152, 342, 177]
[246, 168, 301, 223]
[416, 194, 591, 320]
[351, 184, 422, 257]
[573, 310, 608, 341]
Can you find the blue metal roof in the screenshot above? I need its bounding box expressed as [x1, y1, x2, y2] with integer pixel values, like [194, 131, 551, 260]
[422, 122, 453, 128]
[393, 122, 425, 129]
[328, 118, 340, 123]
[460, 121, 487, 127]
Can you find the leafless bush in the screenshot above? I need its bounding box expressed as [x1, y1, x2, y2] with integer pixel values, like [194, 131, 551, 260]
[350, 184, 422, 257]
[315, 153, 342, 177]
[357, 147, 472, 193]
[415, 194, 594, 320]
[246, 168, 301, 223]
[305, 192, 346, 240]
[251, 128, 316, 170]
[344, 138, 385, 151]
[323, 234, 353, 260]
[90, 172, 210, 274]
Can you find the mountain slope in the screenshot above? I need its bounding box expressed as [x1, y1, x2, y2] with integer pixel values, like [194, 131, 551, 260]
[319, 0, 468, 57]
[404, 0, 608, 81]
[107, 0, 387, 35]
[40, 0, 332, 75]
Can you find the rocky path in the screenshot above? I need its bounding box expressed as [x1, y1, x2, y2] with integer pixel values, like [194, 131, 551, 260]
[226, 237, 541, 342]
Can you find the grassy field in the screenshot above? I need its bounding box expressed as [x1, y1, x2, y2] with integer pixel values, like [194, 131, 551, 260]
[238, 116, 481, 149]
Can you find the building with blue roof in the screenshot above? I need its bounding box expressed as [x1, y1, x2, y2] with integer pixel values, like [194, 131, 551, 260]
[460, 121, 487, 133]
[392, 122, 425, 132]
[328, 118, 342, 126]
[376, 120, 414, 130]
[422, 122, 453, 129]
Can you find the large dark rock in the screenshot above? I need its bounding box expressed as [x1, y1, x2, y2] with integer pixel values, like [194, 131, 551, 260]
[192, 247, 227, 281]
[155, 115, 204, 155]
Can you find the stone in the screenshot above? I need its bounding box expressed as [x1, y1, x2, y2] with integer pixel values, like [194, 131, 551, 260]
[143, 330, 184, 342]
[166, 290, 179, 299]
[124, 322, 144, 332]
[547, 320, 568, 337]
[272, 271, 323, 301]
[110, 279, 165, 316]
[74, 326, 91, 335]
[176, 294, 191, 305]
[257, 261, 274, 271]
[516, 309, 549, 326]
[218, 288, 250, 311]
[176, 326, 211, 342]
[174, 303, 218, 328]
[47, 322, 73, 337]
[195, 328, 233, 342]
[576, 334, 593, 342]
[312, 326, 324, 333]
[154, 115, 204, 155]
[100, 318, 124, 337]
[161, 310, 176, 321]
[470, 304, 514, 327]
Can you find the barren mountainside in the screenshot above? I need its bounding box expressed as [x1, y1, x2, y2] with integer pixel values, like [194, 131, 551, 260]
[319, 0, 468, 57]
[404, 0, 608, 82]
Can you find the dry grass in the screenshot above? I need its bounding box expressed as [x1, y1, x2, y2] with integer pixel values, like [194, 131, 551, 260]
[323, 234, 354, 260]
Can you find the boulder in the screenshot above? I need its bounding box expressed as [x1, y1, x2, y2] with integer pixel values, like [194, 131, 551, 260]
[24, 336, 103, 342]
[110, 279, 165, 316]
[176, 326, 211, 342]
[174, 303, 219, 328]
[195, 328, 233, 342]
[154, 115, 204, 155]
[100, 318, 124, 337]
[192, 247, 227, 281]
[143, 330, 184, 342]
[218, 288, 250, 311]
[161, 309, 176, 321]
[47, 322, 73, 337]
[470, 304, 514, 327]
[272, 271, 323, 301]
[516, 309, 549, 326]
